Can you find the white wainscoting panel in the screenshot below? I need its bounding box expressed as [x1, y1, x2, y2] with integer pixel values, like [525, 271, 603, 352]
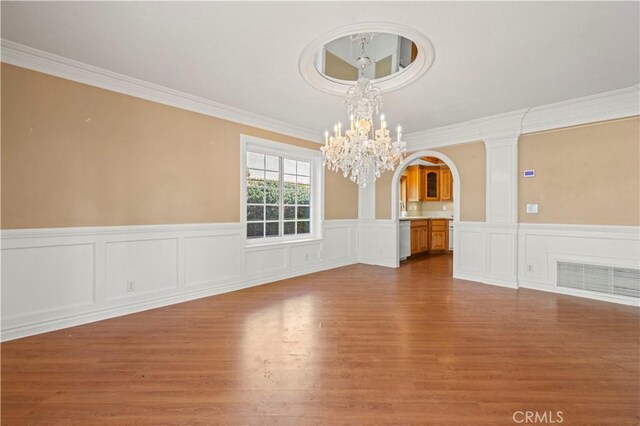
[357, 219, 396, 267]
[518, 223, 640, 306]
[485, 224, 518, 287]
[290, 241, 323, 269]
[323, 221, 357, 262]
[185, 232, 243, 288]
[455, 222, 485, 277]
[2, 243, 96, 321]
[1, 220, 358, 341]
[105, 238, 178, 301]
[454, 222, 518, 289]
[358, 220, 376, 265]
[374, 220, 398, 268]
[245, 245, 289, 276]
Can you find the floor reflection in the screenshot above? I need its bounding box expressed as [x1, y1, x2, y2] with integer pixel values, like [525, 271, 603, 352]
[241, 294, 320, 393]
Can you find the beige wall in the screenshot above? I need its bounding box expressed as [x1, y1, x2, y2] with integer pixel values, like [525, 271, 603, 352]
[1, 64, 358, 229]
[324, 51, 358, 81]
[375, 142, 486, 221]
[435, 142, 486, 222]
[519, 117, 639, 225]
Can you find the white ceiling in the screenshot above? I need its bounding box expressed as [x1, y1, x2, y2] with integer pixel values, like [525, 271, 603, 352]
[2, 2, 639, 137]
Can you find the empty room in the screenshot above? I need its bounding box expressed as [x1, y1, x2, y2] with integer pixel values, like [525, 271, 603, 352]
[1, 1, 639, 424]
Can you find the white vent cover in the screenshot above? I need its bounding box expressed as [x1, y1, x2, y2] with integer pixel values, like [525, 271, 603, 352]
[558, 261, 640, 299]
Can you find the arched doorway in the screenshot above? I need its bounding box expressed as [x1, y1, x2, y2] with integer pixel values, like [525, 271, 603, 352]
[389, 150, 461, 268]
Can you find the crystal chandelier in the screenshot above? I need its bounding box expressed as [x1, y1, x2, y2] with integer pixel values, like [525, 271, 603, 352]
[321, 34, 406, 188]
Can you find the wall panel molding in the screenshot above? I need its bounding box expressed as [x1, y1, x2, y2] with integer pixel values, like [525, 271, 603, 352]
[1, 220, 359, 341]
[454, 221, 639, 305]
[518, 223, 639, 306]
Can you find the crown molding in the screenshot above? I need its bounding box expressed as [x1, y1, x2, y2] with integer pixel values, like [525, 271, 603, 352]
[405, 85, 640, 150]
[404, 120, 481, 151]
[521, 86, 640, 134]
[1, 39, 323, 144]
[473, 108, 529, 141]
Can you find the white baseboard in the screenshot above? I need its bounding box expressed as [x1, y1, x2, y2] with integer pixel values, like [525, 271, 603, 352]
[453, 273, 518, 289]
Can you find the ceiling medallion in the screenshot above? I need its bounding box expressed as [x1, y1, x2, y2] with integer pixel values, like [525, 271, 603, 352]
[299, 22, 435, 95]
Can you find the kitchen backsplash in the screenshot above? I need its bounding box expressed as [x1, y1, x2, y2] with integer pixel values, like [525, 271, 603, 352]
[404, 201, 454, 218]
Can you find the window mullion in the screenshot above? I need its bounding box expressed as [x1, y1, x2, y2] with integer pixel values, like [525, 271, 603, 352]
[279, 157, 284, 237]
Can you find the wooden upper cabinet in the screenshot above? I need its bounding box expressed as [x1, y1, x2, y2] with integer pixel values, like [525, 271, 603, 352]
[423, 167, 440, 201]
[440, 167, 452, 201]
[407, 165, 452, 203]
[407, 166, 422, 202]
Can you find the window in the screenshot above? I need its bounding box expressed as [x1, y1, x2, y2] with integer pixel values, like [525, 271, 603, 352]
[241, 135, 322, 243]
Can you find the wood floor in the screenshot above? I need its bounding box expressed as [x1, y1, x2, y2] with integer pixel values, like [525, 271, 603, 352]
[2, 254, 638, 425]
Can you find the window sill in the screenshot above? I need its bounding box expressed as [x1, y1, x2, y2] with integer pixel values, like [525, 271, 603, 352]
[245, 236, 322, 250]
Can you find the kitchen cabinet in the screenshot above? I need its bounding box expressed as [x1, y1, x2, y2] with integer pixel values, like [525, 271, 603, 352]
[440, 167, 452, 201]
[423, 167, 440, 201]
[407, 166, 422, 202]
[430, 219, 449, 251]
[410, 220, 430, 255]
[408, 219, 450, 256]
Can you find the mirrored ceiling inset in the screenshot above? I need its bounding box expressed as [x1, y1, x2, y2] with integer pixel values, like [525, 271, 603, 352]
[316, 32, 417, 83]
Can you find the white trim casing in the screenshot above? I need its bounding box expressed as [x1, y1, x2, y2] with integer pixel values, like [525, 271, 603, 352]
[239, 134, 324, 245]
[1, 220, 358, 341]
[388, 150, 461, 269]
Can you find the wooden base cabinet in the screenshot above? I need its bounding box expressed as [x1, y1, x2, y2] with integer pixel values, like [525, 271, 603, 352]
[410, 220, 430, 255]
[430, 219, 449, 251]
[409, 219, 450, 256]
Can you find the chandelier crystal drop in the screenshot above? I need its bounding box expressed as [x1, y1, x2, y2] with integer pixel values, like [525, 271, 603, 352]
[320, 34, 406, 188]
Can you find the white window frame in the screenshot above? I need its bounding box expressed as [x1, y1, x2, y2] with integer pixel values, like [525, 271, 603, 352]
[240, 134, 324, 246]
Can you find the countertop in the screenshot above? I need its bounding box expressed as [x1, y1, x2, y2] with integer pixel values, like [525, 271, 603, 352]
[400, 216, 454, 221]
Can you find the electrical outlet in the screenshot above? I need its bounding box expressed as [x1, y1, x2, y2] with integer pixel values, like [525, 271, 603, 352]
[527, 264, 534, 273]
[127, 280, 136, 292]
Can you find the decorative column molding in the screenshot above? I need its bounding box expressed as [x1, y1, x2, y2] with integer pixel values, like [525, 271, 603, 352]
[484, 136, 519, 224]
[474, 109, 527, 224]
[473, 110, 526, 288]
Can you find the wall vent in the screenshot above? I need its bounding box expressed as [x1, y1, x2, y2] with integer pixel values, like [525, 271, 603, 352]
[557, 261, 639, 299]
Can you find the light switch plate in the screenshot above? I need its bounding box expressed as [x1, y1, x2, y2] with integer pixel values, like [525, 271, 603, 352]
[526, 204, 539, 214]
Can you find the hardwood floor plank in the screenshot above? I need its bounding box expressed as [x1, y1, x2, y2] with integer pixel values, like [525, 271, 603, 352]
[2, 254, 638, 424]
